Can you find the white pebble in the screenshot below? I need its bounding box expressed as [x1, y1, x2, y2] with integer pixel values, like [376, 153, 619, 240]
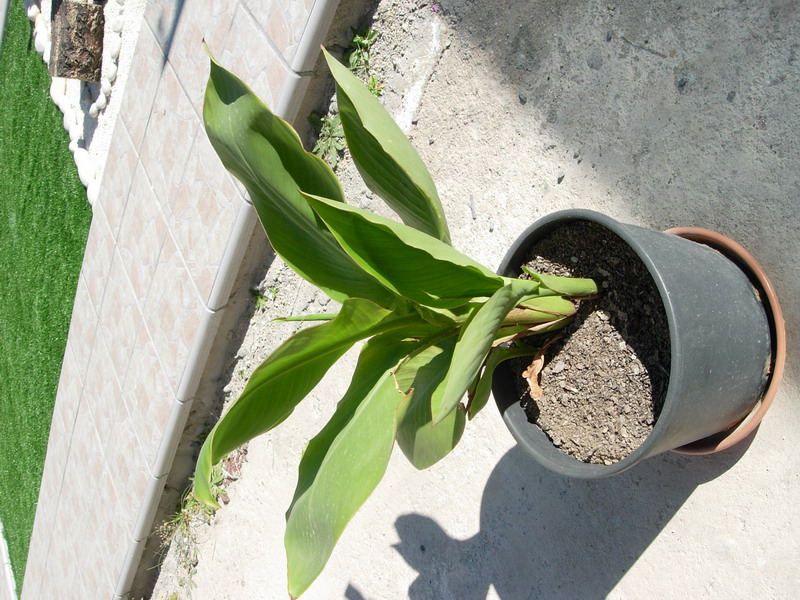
[106, 62, 118, 83]
[26, 4, 40, 19]
[111, 17, 124, 33]
[49, 78, 67, 104]
[100, 78, 112, 96]
[33, 12, 45, 29]
[86, 181, 101, 206]
[33, 29, 46, 53]
[68, 120, 82, 142]
[68, 140, 79, 153]
[94, 93, 107, 110]
[42, 44, 51, 64]
[73, 149, 96, 186]
[107, 34, 122, 60]
[57, 94, 72, 114]
[89, 104, 100, 118]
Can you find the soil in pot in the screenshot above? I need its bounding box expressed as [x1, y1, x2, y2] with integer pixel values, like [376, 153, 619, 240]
[512, 221, 671, 465]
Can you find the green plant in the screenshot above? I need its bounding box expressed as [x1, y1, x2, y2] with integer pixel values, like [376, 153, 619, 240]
[344, 25, 380, 80]
[249, 286, 279, 311]
[310, 27, 384, 167]
[156, 466, 226, 594]
[366, 73, 384, 97]
[309, 112, 345, 168]
[193, 46, 598, 598]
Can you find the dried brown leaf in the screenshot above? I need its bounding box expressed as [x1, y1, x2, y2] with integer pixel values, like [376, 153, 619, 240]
[522, 351, 545, 398]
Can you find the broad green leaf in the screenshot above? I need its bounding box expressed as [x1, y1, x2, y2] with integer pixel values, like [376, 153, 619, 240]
[290, 332, 418, 508]
[193, 298, 424, 506]
[467, 344, 540, 419]
[522, 268, 599, 297]
[394, 335, 466, 469]
[202, 48, 393, 306]
[411, 302, 467, 328]
[434, 281, 546, 424]
[500, 295, 578, 326]
[323, 48, 450, 243]
[285, 359, 410, 598]
[304, 193, 531, 308]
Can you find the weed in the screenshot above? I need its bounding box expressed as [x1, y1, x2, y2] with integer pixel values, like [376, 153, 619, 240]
[155, 466, 226, 596]
[309, 112, 345, 168]
[311, 26, 384, 167]
[249, 286, 279, 311]
[344, 25, 380, 79]
[366, 74, 385, 97]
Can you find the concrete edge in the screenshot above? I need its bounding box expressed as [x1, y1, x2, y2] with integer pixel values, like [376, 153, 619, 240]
[0, 518, 18, 600]
[110, 1, 344, 597]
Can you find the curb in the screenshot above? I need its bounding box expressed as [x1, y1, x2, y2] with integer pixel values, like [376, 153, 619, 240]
[0, 518, 18, 600]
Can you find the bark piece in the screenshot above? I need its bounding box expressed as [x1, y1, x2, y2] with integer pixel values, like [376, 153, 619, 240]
[49, 0, 104, 81]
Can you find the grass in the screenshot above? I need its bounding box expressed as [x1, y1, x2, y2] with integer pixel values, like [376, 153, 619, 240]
[0, 4, 92, 594]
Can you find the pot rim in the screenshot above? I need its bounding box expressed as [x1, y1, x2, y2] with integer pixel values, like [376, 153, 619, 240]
[666, 227, 785, 455]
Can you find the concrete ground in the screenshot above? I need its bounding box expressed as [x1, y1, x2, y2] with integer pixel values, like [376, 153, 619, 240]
[155, 0, 798, 598]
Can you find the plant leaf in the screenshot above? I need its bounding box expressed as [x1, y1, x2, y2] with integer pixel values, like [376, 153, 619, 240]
[202, 47, 393, 306]
[433, 280, 545, 424]
[466, 344, 541, 419]
[285, 353, 411, 598]
[274, 313, 337, 322]
[521, 268, 599, 297]
[304, 193, 527, 308]
[393, 334, 466, 469]
[323, 48, 451, 243]
[501, 295, 578, 326]
[290, 332, 418, 508]
[192, 298, 423, 506]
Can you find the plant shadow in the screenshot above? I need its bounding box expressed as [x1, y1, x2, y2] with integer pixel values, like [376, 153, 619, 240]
[394, 439, 751, 600]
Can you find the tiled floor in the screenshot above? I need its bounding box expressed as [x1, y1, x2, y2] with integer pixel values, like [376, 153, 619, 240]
[18, 1, 336, 597]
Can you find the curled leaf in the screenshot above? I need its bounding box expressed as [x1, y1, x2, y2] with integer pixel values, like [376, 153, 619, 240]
[521, 336, 562, 399]
[522, 352, 545, 398]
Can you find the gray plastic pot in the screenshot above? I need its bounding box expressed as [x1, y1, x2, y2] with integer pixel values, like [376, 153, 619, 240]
[493, 209, 772, 478]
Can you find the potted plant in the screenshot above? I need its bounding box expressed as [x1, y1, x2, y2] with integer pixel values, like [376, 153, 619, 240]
[190, 46, 781, 597]
[492, 209, 782, 478]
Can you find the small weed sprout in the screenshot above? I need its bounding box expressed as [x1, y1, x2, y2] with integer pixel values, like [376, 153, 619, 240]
[309, 113, 346, 169]
[249, 286, 279, 311]
[366, 74, 384, 97]
[155, 466, 226, 595]
[344, 25, 380, 79]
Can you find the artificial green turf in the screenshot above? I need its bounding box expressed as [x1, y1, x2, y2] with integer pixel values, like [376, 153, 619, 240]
[0, 4, 92, 595]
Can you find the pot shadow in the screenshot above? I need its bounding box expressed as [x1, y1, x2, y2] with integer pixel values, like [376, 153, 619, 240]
[393, 437, 752, 600]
